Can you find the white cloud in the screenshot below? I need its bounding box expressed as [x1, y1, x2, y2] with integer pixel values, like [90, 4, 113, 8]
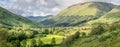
[0, 0, 120, 17]
[52, 7, 60, 12]
[39, 0, 47, 6]
[33, 10, 42, 16]
[25, 0, 34, 3]
[12, 0, 17, 2]
[12, 4, 19, 9]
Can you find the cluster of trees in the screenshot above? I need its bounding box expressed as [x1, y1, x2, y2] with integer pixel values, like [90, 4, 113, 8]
[81, 32, 86, 37]
[21, 39, 44, 47]
[89, 23, 120, 35]
[89, 23, 104, 35]
[0, 24, 15, 47]
[7, 25, 41, 47]
[105, 23, 120, 31]
[4, 22, 120, 47]
[61, 31, 80, 47]
[51, 37, 56, 45]
[20, 37, 57, 47]
[0, 24, 67, 47]
[40, 27, 87, 36]
[0, 24, 40, 47]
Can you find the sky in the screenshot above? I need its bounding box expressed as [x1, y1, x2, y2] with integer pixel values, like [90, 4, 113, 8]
[0, 0, 120, 17]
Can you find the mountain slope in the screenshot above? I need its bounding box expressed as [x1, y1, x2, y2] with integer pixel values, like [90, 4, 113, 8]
[27, 15, 53, 22]
[86, 6, 120, 25]
[0, 7, 41, 27]
[41, 2, 115, 26]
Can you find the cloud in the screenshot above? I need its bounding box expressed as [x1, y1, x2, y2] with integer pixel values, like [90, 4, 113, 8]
[0, 0, 120, 17]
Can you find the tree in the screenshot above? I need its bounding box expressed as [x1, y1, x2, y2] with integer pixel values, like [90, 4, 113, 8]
[0, 28, 8, 40]
[42, 29, 49, 34]
[20, 40, 27, 47]
[18, 32, 27, 41]
[37, 39, 44, 47]
[51, 37, 56, 45]
[81, 32, 86, 37]
[89, 24, 104, 35]
[75, 31, 80, 38]
[61, 31, 80, 47]
[30, 39, 36, 47]
[11, 40, 20, 47]
[0, 26, 14, 47]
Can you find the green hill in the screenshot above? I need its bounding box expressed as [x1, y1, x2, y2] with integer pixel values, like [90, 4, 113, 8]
[0, 2, 120, 47]
[27, 15, 53, 22]
[40, 2, 120, 47]
[41, 2, 115, 26]
[0, 7, 41, 27]
[86, 6, 120, 25]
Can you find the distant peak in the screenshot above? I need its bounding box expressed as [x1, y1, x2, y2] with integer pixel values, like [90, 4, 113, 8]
[80, 1, 113, 5]
[68, 1, 114, 8]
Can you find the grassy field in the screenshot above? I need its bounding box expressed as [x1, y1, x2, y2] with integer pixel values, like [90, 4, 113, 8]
[25, 35, 65, 45]
[40, 35, 65, 44]
[70, 29, 120, 47]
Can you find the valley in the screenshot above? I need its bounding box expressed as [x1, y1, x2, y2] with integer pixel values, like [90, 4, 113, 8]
[0, 1, 120, 47]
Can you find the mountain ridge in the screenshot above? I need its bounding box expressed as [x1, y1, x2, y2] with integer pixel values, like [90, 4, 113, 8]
[0, 7, 41, 27]
[26, 15, 53, 22]
[40, 2, 117, 27]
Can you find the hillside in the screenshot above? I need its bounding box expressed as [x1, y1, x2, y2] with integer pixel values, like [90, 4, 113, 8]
[0, 1, 120, 47]
[41, 2, 115, 26]
[86, 6, 120, 25]
[0, 7, 81, 47]
[26, 15, 53, 22]
[0, 7, 41, 27]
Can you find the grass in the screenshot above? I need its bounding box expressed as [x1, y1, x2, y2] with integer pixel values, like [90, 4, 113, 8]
[57, 3, 98, 16]
[70, 29, 120, 47]
[25, 35, 65, 45]
[86, 7, 120, 25]
[0, 7, 42, 27]
[41, 35, 65, 44]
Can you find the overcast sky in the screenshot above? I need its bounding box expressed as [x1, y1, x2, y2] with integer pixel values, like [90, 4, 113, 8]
[0, 0, 120, 17]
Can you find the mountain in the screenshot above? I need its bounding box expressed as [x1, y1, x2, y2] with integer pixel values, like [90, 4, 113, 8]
[86, 6, 120, 25]
[0, 7, 41, 27]
[0, 1, 120, 47]
[26, 15, 53, 22]
[41, 2, 116, 27]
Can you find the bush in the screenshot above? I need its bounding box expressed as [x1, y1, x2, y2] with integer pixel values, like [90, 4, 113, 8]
[98, 35, 112, 42]
[0, 26, 15, 47]
[30, 39, 37, 47]
[20, 40, 26, 47]
[82, 37, 95, 43]
[61, 31, 80, 47]
[37, 39, 44, 47]
[51, 37, 56, 45]
[42, 29, 49, 34]
[107, 23, 120, 31]
[81, 32, 86, 37]
[89, 24, 104, 35]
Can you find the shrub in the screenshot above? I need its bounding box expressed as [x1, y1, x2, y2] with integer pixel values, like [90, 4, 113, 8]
[61, 31, 80, 47]
[107, 23, 120, 31]
[42, 29, 49, 34]
[20, 40, 26, 47]
[37, 39, 44, 47]
[51, 37, 56, 45]
[30, 39, 37, 47]
[98, 35, 112, 42]
[89, 24, 104, 35]
[81, 32, 86, 37]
